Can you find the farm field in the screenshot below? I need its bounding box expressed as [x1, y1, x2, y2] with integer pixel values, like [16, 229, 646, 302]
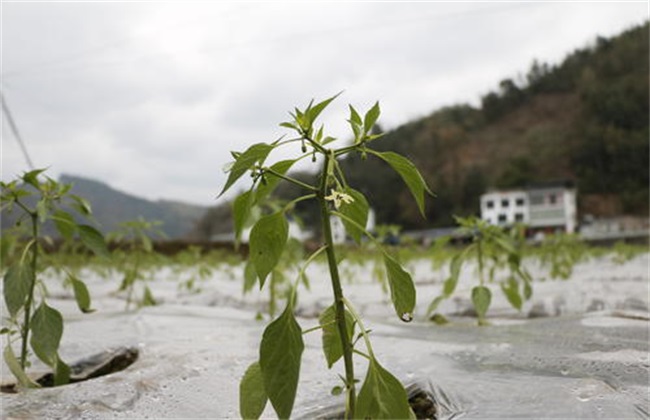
[2, 247, 648, 418]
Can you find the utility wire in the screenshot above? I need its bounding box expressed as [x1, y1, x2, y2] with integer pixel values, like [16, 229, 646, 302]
[1, 91, 35, 170]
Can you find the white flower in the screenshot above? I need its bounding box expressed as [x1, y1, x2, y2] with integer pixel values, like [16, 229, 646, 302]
[325, 189, 354, 209]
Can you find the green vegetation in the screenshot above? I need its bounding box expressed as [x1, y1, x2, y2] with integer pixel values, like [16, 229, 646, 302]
[109, 218, 166, 310]
[427, 217, 533, 325]
[224, 95, 431, 419]
[0, 169, 108, 388]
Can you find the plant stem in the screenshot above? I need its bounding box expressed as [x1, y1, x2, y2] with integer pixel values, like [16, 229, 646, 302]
[318, 153, 356, 419]
[20, 212, 39, 370]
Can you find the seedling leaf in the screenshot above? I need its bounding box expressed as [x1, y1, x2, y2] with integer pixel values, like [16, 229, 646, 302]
[243, 260, 257, 294]
[259, 303, 304, 419]
[306, 92, 341, 125]
[501, 277, 522, 311]
[78, 224, 109, 258]
[70, 274, 94, 313]
[370, 151, 432, 217]
[356, 358, 415, 419]
[240, 361, 268, 420]
[30, 302, 64, 367]
[319, 304, 355, 368]
[54, 357, 71, 386]
[3, 344, 39, 389]
[233, 190, 254, 246]
[250, 212, 288, 287]
[363, 101, 381, 133]
[255, 159, 297, 203]
[338, 188, 369, 245]
[3, 263, 32, 317]
[443, 253, 463, 296]
[52, 210, 76, 241]
[383, 252, 416, 322]
[219, 143, 273, 197]
[472, 285, 492, 322]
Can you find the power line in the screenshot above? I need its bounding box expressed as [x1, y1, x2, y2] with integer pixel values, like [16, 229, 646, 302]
[1, 91, 35, 170]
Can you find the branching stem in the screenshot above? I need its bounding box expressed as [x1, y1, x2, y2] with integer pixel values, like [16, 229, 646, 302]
[318, 153, 356, 419]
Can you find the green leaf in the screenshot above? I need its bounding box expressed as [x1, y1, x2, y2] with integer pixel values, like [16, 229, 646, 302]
[383, 252, 416, 322]
[430, 313, 449, 325]
[443, 253, 464, 296]
[70, 194, 93, 217]
[30, 302, 64, 367]
[255, 159, 297, 204]
[426, 295, 446, 316]
[349, 105, 362, 125]
[78, 225, 109, 258]
[279, 121, 299, 131]
[3, 263, 32, 317]
[243, 260, 258, 294]
[523, 280, 533, 300]
[356, 358, 414, 420]
[363, 101, 381, 133]
[233, 190, 254, 245]
[472, 286, 492, 322]
[142, 286, 157, 307]
[319, 304, 354, 369]
[370, 150, 432, 217]
[3, 344, 39, 389]
[306, 92, 341, 125]
[501, 277, 522, 311]
[259, 303, 304, 419]
[338, 188, 369, 244]
[249, 212, 288, 287]
[493, 235, 517, 255]
[240, 361, 268, 420]
[52, 210, 76, 241]
[219, 143, 273, 197]
[70, 275, 94, 313]
[21, 169, 46, 189]
[54, 357, 71, 386]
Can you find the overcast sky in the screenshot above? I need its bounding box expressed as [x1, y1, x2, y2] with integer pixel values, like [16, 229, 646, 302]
[1, 2, 647, 207]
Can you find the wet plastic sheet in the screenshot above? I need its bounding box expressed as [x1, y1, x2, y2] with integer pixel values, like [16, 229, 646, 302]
[1, 254, 648, 418]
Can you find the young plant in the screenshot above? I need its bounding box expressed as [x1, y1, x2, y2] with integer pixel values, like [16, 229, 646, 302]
[221, 94, 432, 419]
[0, 169, 108, 388]
[428, 216, 532, 325]
[535, 232, 587, 279]
[108, 217, 165, 310]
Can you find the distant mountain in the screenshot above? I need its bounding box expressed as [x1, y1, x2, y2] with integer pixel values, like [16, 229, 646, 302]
[0, 174, 208, 239]
[54, 174, 207, 239]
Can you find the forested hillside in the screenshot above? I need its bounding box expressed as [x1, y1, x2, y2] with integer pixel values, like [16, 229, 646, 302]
[197, 22, 649, 237]
[339, 22, 649, 228]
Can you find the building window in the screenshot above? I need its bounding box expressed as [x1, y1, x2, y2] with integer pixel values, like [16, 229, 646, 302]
[515, 198, 525, 207]
[501, 199, 509, 208]
[498, 214, 507, 223]
[549, 194, 557, 205]
[530, 194, 544, 205]
[485, 200, 494, 209]
[514, 213, 524, 222]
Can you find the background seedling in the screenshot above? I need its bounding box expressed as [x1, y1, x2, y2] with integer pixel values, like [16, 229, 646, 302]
[108, 217, 165, 310]
[1, 169, 108, 388]
[428, 216, 532, 325]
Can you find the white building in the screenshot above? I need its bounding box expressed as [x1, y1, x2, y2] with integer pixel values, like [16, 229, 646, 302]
[480, 182, 577, 234]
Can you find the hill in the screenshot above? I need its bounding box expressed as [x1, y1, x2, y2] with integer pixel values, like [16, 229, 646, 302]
[0, 174, 207, 239]
[335, 22, 649, 229]
[56, 174, 207, 239]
